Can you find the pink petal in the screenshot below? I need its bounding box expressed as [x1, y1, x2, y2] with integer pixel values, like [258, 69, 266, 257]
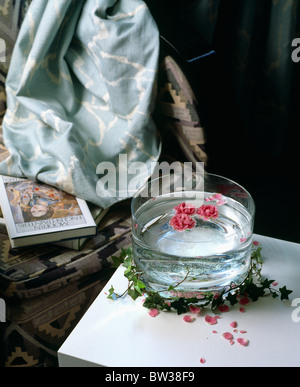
[237, 338, 249, 346]
[240, 237, 247, 243]
[218, 305, 229, 313]
[239, 307, 246, 313]
[214, 193, 223, 200]
[229, 340, 235, 345]
[149, 308, 159, 317]
[240, 330, 247, 334]
[183, 315, 195, 323]
[252, 240, 260, 246]
[189, 305, 201, 314]
[230, 321, 238, 328]
[205, 315, 218, 325]
[212, 330, 218, 334]
[272, 281, 278, 286]
[239, 297, 250, 305]
[222, 332, 233, 340]
[200, 357, 206, 364]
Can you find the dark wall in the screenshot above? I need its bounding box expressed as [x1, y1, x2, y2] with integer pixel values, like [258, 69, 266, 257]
[146, 0, 300, 243]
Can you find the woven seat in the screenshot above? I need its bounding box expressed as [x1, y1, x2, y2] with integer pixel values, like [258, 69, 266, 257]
[0, 199, 132, 366]
[0, 1, 134, 367]
[0, 1, 212, 367]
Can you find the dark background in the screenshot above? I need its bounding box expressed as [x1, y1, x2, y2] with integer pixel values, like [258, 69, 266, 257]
[146, 0, 300, 243]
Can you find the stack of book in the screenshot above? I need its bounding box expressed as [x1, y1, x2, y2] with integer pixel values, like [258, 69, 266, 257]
[0, 175, 109, 250]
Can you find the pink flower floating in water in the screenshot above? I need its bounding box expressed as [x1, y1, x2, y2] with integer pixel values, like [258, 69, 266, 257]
[197, 205, 219, 221]
[169, 202, 220, 231]
[174, 202, 196, 215]
[169, 213, 196, 232]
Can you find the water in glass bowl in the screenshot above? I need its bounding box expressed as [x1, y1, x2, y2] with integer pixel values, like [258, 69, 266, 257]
[132, 192, 253, 296]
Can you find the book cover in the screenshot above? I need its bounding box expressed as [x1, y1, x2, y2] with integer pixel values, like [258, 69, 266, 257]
[56, 204, 109, 250]
[0, 205, 6, 235]
[0, 175, 97, 248]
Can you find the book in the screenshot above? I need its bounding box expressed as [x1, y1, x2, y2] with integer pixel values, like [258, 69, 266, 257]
[0, 206, 6, 235]
[0, 175, 98, 248]
[56, 204, 109, 250]
[0, 202, 110, 250]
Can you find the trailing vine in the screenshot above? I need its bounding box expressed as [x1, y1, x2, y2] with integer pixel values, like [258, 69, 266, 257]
[107, 244, 293, 315]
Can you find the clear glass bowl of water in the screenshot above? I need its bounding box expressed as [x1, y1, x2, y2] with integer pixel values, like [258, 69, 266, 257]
[131, 172, 255, 296]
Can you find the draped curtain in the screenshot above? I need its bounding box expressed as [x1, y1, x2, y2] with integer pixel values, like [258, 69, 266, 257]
[146, 0, 300, 241]
[210, 0, 300, 177]
[0, 0, 161, 208]
[148, 0, 299, 177]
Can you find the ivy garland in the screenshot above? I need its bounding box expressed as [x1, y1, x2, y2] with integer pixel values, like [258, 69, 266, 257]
[107, 244, 293, 315]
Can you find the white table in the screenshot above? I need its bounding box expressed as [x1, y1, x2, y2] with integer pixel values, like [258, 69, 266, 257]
[58, 235, 300, 367]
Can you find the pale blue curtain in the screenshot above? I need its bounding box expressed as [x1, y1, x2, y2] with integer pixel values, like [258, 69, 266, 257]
[0, 0, 161, 208]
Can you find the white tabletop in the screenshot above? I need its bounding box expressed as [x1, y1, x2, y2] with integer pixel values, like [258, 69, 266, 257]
[58, 234, 300, 367]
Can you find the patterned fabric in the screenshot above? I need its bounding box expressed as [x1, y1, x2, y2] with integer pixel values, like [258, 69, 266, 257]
[0, 143, 9, 162]
[0, 200, 132, 367]
[2, 264, 119, 367]
[0, 0, 161, 209]
[0, 203, 131, 300]
[157, 54, 208, 165]
[0, 0, 32, 134]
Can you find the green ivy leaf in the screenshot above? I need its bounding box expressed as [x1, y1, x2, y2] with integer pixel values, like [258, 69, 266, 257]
[244, 282, 265, 302]
[226, 292, 239, 306]
[111, 255, 125, 268]
[128, 288, 141, 301]
[107, 285, 116, 300]
[211, 294, 224, 309]
[279, 286, 293, 300]
[261, 278, 275, 289]
[171, 298, 189, 315]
